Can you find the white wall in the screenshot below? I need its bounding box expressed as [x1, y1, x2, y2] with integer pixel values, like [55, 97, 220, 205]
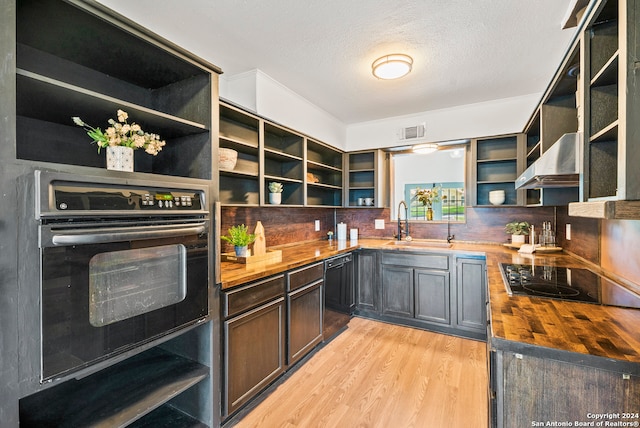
[219, 70, 258, 112]
[345, 93, 540, 151]
[222, 69, 541, 152]
[221, 69, 348, 149]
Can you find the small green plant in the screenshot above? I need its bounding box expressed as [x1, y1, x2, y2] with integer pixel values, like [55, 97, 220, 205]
[505, 221, 530, 235]
[221, 224, 256, 247]
[268, 182, 284, 193]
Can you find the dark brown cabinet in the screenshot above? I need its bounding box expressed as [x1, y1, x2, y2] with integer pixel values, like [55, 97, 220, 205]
[218, 101, 343, 207]
[415, 269, 451, 326]
[455, 257, 487, 334]
[568, 0, 640, 218]
[345, 150, 388, 207]
[381, 265, 415, 318]
[15, 0, 218, 179]
[7, 1, 220, 426]
[286, 262, 324, 365]
[219, 103, 261, 205]
[358, 250, 486, 341]
[222, 275, 286, 417]
[355, 250, 379, 313]
[490, 348, 640, 427]
[306, 140, 343, 207]
[470, 135, 525, 206]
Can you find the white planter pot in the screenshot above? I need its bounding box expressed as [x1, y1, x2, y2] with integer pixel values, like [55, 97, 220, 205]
[269, 193, 282, 205]
[106, 146, 134, 172]
[511, 234, 526, 245]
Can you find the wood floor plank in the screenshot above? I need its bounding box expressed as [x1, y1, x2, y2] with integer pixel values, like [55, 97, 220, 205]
[229, 317, 488, 428]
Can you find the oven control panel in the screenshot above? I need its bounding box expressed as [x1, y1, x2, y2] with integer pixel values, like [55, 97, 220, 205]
[51, 183, 204, 212]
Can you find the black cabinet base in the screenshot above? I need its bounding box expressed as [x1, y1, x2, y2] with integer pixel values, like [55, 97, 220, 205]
[353, 311, 487, 342]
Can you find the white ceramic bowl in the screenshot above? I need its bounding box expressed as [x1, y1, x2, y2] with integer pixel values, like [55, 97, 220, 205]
[219, 148, 238, 170]
[489, 190, 506, 205]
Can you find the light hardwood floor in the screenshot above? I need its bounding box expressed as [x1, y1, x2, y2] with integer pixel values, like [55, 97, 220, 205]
[230, 317, 488, 428]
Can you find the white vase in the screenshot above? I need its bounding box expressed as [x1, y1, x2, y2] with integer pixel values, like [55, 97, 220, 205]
[269, 193, 282, 205]
[106, 146, 134, 172]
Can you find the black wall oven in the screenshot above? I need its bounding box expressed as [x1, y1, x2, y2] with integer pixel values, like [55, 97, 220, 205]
[34, 171, 210, 381]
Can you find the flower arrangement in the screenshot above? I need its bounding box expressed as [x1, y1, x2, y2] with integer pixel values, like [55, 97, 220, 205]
[413, 186, 445, 207]
[268, 182, 284, 193]
[72, 109, 166, 155]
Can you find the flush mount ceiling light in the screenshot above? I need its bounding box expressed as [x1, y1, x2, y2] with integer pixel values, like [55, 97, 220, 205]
[372, 54, 413, 80]
[412, 143, 438, 155]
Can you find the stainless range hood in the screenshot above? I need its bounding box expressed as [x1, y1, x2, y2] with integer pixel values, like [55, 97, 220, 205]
[515, 132, 581, 190]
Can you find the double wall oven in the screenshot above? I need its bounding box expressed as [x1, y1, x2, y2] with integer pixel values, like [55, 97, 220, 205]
[25, 171, 211, 382]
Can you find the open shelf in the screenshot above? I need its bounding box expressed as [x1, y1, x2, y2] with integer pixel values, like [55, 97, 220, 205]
[264, 123, 303, 157]
[130, 405, 208, 428]
[590, 120, 618, 143]
[587, 138, 618, 199]
[15, 0, 215, 180]
[471, 135, 522, 206]
[19, 347, 209, 428]
[263, 180, 303, 206]
[591, 51, 619, 87]
[345, 150, 387, 207]
[219, 104, 259, 147]
[589, 19, 618, 77]
[306, 139, 342, 169]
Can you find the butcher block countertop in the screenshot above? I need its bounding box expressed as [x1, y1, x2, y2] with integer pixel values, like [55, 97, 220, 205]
[219, 238, 640, 369]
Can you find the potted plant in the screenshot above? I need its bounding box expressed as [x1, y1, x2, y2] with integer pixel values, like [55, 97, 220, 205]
[72, 109, 166, 172]
[268, 182, 284, 205]
[505, 221, 530, 245]
[221, 224, 256, 257]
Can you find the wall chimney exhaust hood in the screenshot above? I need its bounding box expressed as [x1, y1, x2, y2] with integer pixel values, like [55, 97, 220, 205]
[515, 132, 581, 190]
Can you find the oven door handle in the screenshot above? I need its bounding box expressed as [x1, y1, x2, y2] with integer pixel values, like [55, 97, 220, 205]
[48, 223, 207, 246]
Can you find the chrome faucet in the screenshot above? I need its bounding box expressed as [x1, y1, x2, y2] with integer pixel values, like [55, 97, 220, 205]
[397, 200, 410, 241]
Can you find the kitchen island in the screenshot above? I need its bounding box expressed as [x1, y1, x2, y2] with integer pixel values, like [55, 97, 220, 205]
[220, 238, 640, 426]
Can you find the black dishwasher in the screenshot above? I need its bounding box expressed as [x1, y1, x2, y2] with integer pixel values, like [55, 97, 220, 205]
[323, 253, 354, 340]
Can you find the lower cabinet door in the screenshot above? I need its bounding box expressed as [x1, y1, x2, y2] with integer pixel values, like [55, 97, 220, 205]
[223, 297, 285, 416]
[287, 280, 323, 365]
[415, 269, 451, 325]
[356, 250, 378, 312]
[381, 265, 414, 318]
[456, 257, 487, 334]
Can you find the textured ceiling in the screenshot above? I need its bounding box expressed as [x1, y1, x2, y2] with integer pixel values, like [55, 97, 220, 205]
[96, 0, 577, 124]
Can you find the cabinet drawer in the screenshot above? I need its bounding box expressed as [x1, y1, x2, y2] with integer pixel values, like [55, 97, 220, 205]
[287, 262, 323, 291]
[381, 252, 449, 270]
[223, 275, 285, 318]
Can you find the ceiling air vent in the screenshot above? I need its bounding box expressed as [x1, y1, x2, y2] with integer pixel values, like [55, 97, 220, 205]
[398, 124, 425, 141]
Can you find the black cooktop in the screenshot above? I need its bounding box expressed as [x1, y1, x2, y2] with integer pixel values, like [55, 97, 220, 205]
[500, 263, 640, 309]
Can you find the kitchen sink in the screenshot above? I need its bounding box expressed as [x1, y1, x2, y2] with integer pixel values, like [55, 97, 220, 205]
[386, 240, 452, 249]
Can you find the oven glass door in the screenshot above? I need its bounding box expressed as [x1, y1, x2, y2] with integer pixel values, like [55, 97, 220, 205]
[40, 223, 208, 380]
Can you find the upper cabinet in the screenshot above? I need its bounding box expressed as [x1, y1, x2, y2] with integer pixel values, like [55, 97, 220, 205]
[345, 150, 388, 208]
[568, 0, 640, 218]
[219, 103, 261, 204]
[469, 134, 525, 206]
[14, 0, 220, 180]
[522, 40, 580, 206]
[306, 139, 343, 207]
[263, 122, 305, 205]
[218, 101, 344, 207]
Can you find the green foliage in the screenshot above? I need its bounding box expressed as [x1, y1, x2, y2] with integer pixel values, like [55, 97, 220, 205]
[505, 221, 530, 235]
[268, 182, 284, 193]
[221, 224, 256, 247]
